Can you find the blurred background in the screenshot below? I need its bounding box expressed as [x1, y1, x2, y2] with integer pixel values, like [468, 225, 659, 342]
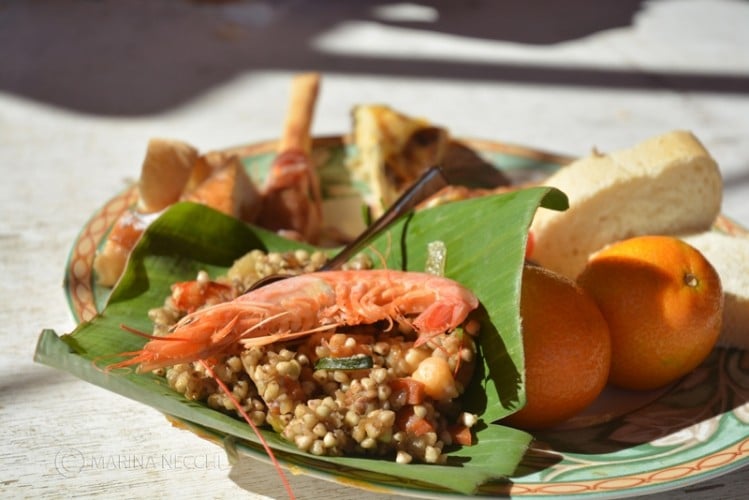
[3, 0, 747, 221]
[2, 1, 748, 498]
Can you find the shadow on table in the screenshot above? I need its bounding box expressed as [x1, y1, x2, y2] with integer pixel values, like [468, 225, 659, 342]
[228, 454, 403, 500]
[723, 168, 749, 193]
[3, 0, 749, 116]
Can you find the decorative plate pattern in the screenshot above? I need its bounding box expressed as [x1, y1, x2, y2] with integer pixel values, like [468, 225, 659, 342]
[64, 136, 748, 498]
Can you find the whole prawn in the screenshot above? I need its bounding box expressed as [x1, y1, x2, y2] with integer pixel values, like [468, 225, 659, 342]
[110, 270, 479, 373]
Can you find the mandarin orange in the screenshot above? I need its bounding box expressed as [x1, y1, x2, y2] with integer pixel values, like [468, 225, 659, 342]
[577, 235, 723, 391]
[503, 264, 611, 430]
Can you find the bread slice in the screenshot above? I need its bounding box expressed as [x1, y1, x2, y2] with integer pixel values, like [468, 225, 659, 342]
[681, 230, 749, 350]
[137, 138, 199, 213]
[182, 156, 261, 222]
[530, 130, 723, 279]
[347, 104, 449, 217]
[184, 150, 231, 193]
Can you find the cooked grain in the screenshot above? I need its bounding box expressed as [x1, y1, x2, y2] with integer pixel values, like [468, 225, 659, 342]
[155, 249, 478, 463]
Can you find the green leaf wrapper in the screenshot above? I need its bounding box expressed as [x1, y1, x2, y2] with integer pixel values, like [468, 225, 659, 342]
[35, 186, 567, 495]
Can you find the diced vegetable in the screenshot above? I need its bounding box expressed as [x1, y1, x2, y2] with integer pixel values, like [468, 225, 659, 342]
[396, 406, 436, 436]
[448, 424, 473, 446]
[314, 354, 374, 370]
[389, 377, 426, 405]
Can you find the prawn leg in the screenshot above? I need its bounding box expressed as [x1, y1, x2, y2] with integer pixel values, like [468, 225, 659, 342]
[200, 360, 296, 499]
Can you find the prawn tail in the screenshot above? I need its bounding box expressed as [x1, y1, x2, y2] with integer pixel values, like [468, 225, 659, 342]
[200, 360, 296, 500]
[99, 324, 196, 374]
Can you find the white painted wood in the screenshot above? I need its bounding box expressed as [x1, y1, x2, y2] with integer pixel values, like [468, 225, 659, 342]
[2, 1, 747, 498]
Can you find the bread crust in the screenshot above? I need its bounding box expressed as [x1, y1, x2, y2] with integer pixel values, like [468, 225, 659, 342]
[137, 138, 198, 213]
[182, 156, 261, 222]
[682, 231, 749, 350]
[530, 130, 723, 279]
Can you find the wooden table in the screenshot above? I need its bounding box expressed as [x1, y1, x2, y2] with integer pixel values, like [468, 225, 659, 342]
[3, 1, 748, 498]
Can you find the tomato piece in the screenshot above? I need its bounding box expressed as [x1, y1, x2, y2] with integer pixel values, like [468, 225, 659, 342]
[389, 378, 425, 405]
[448, 424, 473, 446]
[395, 406, 436, 437]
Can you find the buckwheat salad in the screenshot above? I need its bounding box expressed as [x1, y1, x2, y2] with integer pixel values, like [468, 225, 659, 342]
[146, 249, 480, 464]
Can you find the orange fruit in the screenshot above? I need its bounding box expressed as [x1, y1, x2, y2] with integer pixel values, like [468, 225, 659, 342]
[503, 264, 611, 430]
[577, 235, 723, 391]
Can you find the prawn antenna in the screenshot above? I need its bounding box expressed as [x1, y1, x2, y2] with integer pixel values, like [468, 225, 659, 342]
[119, 323, 190, 342]
[199, 360, 296, 500]
[91, 352, 140, 374]
[238, 311, 290, 338]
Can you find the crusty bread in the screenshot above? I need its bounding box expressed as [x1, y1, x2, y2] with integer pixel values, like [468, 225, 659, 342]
[94, 152, 262, 287]
[184, 151, 231, 193]
[137, 138, 198, 213]
[182, 156, 261, 222]
[95, 153, 261, 286]
[681, 230, 749, 350]
[530, 130, 723, 279]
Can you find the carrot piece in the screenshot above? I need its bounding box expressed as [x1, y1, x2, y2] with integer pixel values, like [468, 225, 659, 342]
[408, 416, 435, 437]
[389, 377, 426, 405]
[396, 406, 436, 437]
[448, 424, 473, 446]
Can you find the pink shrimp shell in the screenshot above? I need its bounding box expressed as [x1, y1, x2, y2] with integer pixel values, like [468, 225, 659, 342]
[110, 269, 479, 373]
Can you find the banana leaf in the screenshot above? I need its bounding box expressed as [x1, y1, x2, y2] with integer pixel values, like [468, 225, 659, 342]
[35, 186, 567, 495]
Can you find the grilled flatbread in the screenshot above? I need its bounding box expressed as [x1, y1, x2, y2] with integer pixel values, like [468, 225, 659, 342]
[347, 104, 449, 216]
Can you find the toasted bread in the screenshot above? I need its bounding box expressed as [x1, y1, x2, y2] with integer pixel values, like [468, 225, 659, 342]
[137, 138, 199, 213]
[184, 151, 232, 193]
[530, 130, 723, 279]
[182, 156, 261, 222]
[277, 72, 320, 155]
